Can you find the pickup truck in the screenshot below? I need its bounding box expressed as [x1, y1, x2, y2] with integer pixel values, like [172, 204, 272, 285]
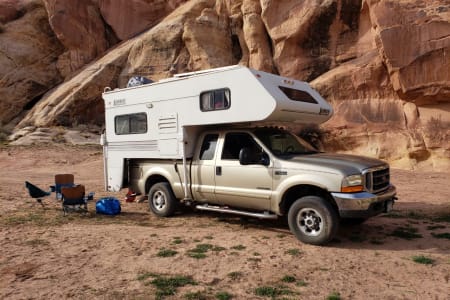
[128, 127, 396, 245]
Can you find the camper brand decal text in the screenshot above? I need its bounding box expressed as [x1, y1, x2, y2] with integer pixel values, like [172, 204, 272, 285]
[114, 99, 126, 106]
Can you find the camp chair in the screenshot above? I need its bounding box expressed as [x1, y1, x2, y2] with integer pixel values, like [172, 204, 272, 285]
[25, 181, 51, 207]
[54, 174, 75, 200]
[61, 185, 87, 216]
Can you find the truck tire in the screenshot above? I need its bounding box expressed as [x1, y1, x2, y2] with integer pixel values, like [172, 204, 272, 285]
[288, 196, 339, 245]
[148, 182, 177, 217]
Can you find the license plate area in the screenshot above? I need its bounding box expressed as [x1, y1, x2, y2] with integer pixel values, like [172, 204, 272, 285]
[384, 199, 394, 213]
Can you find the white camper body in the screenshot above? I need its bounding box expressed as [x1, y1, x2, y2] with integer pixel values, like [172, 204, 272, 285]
[102, 65, 333, 192]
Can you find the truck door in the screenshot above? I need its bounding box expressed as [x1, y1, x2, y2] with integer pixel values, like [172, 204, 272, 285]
[191, 133, 220, 203]
[214, 132, 272, 211]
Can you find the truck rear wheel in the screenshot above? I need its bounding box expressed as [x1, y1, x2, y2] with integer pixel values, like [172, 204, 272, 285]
[288, 196, 339, 245]
[148, 182, 177, 217]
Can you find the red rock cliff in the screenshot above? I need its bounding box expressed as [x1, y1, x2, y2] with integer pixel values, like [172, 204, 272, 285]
[0, 0, 449, 170]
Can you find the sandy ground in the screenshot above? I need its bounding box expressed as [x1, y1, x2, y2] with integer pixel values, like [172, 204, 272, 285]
[0, 144, 449, 300]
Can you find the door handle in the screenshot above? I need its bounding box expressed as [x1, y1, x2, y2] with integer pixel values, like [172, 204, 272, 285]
[216, 166, 222, 176]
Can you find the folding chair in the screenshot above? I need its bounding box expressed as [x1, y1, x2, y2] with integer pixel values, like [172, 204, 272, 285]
[25, 181, 51, 207]
[54, 174, 75, 200]
[61, 185, 87, 216]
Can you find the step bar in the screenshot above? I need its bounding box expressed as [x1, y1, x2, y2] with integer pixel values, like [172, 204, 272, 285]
[195, 204, 278, 220]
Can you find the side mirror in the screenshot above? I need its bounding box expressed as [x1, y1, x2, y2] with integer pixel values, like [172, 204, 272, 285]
[239, 147, 252, 165]
[239, 148, 269, 166]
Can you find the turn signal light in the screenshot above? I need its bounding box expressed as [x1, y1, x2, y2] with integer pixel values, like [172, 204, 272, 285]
[341, 185, 364, 193]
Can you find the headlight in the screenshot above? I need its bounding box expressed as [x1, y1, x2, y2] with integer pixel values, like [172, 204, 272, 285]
[341, 174, 363, 193]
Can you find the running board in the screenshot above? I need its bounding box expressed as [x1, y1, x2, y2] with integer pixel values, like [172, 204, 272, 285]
[195, 204, 278, 220]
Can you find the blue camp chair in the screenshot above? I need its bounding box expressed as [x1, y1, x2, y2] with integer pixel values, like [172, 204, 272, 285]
[53, 174, 75, 200]
[61, 185, 87, 216]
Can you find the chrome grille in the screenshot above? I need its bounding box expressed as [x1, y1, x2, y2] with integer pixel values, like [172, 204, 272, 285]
[364, 166, 390, 193]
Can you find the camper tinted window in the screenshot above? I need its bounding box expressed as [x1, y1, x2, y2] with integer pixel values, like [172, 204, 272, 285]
[115, 113, 147, 135]
[279, 86, 318, 104]
[200, 89, 230, 111]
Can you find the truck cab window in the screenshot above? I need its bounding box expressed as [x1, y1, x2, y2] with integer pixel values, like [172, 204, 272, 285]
[115, 113, 147, 135]
[254, 128, 317, 156]
[222, 133, 260, 160]
[199, 134, 219, 160]
[200, 89, 230, 111]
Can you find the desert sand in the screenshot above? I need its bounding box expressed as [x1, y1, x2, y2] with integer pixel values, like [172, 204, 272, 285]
[0, 144, 449, 300]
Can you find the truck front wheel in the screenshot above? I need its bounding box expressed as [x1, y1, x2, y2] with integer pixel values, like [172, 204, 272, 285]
[288, 196, 339, 245]
[148, 182, 177, 217]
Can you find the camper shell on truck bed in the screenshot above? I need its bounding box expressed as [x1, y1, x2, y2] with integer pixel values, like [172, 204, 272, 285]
[102, 65, 333, 191]
[101, 65, 396, 245]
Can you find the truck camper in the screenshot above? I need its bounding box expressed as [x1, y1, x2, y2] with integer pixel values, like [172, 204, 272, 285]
[101, 65, 396, 245]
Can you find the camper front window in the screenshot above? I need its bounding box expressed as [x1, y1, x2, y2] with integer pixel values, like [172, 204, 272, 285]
[200, 88, 230, 111]
[279, 86, 318, 104]
[115, 113, 147, 135]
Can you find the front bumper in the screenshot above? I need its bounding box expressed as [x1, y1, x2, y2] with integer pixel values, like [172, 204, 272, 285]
[331, 185, 397, 218]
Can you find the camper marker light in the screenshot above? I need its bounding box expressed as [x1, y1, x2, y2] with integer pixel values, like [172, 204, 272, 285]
[283, 79, 294, 85]
[319, 108, 330, 115]
[146, 103, 153, 108]
[341, 174, 364, 193]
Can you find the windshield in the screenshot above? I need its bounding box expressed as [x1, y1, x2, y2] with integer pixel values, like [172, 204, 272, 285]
[253, 128, 318, 157]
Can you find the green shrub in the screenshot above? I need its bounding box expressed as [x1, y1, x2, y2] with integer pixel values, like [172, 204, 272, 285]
[187, 243, 214, 259]
[184, 291, 207, 300]
[172, 237, 183, 244]
[157, 248, 178, 257]
[230, 244, 246, 250]
[412, 255, 435, 265]
[285, 248, 302, 256]
[150, 275, 196, 299]
[215, 291, 232, 300]
[254, 285, 293, 298]
[327, 291, 341, 300]
[212, 246, 226, 252]
[281, 275, 296, 283]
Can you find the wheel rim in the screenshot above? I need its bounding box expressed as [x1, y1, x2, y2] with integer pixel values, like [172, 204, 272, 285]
[152, 190, 166, 211]
[297, 208, 323, 237]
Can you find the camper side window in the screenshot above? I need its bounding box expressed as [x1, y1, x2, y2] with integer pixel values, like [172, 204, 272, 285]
[200, 89, 231, 111]
[279, 86, 318, 104]
[115, 113, 147, 135]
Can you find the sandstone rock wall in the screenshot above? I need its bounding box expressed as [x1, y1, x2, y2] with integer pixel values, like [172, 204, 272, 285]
[43, 0, 110, 77]
[1, 0, 449, 170]
[0, 0, 64, 126]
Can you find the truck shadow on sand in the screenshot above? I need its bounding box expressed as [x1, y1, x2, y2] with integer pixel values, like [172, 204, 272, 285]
[170, 201, 450, 253]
